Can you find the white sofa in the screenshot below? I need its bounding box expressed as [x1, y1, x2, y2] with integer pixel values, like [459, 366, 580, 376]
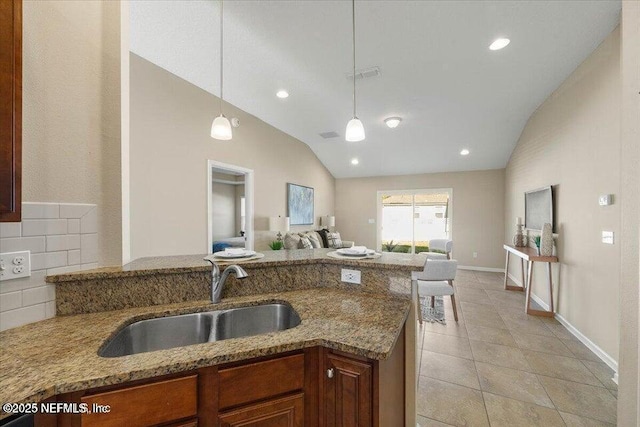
[283, 230, 354, 250]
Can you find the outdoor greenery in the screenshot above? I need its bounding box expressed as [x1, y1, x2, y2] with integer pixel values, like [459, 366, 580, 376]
[381, 241, 444, 254]
[269, 240, 284, 250]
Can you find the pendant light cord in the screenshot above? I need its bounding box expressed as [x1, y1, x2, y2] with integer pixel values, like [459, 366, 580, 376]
[352, 0, 356, 118]
[219, 0, 224, 115]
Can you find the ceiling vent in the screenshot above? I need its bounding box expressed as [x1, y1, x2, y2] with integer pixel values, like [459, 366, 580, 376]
[319, 131, 340, 139]
[347, 66, 381, 81]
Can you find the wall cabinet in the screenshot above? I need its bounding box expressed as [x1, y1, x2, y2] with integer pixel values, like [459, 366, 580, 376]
[0, 0, 22, 222]
[51, 339, 405, 427]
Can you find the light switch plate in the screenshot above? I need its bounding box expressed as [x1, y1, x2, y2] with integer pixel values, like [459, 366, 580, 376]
[0, 251, 32, 281]
[599, 194, 613, 206]
[368, 218, 375, 224]
[602, 231, 614, 245]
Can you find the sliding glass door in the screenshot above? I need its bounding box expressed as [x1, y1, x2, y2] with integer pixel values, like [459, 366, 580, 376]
[377, 189, 452, 254]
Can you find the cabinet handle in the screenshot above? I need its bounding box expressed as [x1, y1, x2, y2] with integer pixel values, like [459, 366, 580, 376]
[327, 368, 334, 379]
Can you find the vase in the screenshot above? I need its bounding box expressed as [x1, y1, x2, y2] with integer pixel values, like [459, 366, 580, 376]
[540, 223, 553, 256]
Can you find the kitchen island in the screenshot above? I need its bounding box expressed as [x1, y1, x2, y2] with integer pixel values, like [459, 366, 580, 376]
[1, 249, 426, 426]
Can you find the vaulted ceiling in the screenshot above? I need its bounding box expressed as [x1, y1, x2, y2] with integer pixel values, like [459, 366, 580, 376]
[130, 0, 620, 178]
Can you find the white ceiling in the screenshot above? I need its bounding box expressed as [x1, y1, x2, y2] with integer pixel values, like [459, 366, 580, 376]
[130, 0, 620, 179]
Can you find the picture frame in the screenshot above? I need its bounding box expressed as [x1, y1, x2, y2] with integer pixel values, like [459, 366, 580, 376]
[287, 183, 314, 225]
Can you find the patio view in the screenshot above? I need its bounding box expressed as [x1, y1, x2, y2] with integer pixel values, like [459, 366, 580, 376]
[379, 190, 451, 253]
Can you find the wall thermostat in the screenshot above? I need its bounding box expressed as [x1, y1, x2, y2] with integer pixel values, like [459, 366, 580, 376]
[599, 194, 613, 206]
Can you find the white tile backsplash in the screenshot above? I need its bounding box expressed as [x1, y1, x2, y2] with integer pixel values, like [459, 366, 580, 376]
[0, 236, 46, 253]
[22, 219, 68, 236]
[0, 222, 21, 238]
[46, 234, 80, 252]
[67, 219, 80, 234]
[0, 304, 47, 330]
[0, 202, 98, 331]
[0, 291, 22, 311]
[68, 249, 81, 266]
[80, 208, 98, 234]
[60, 203, 95, 219]
[22, 202, 60, 219]
[81, 234, 98, 263]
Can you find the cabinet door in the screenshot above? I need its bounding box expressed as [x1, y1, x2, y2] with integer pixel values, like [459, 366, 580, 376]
[218, 393, 304, 427]
[0, 0, 21, 222]
[324, 353, 373, 427]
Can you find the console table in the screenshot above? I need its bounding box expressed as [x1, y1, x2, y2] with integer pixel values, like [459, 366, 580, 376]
[503, 244, 558, 317]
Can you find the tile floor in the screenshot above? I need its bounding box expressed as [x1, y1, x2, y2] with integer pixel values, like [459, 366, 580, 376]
[416, 270, 618, 427]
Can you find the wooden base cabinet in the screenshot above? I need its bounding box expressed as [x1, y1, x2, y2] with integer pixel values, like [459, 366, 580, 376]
[51, 337, 405, 427]
[218, 393, 304, 427]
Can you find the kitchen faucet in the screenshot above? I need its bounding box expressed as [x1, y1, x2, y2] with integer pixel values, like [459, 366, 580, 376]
[204, 259, 249, 303]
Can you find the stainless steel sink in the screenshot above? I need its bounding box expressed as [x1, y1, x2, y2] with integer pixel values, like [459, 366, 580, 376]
[99, 303, 301, 358]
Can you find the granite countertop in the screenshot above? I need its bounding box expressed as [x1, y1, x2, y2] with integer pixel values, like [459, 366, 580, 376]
[46, 248, 427, 283]
[0, 288, 410, 409]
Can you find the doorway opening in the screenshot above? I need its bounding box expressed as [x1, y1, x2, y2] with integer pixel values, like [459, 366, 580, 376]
[207, 160, 254, 254]
[377, 189, 452, 254]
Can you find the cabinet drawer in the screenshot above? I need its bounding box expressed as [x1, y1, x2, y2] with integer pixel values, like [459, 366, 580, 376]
[81, 375, 197, 427]
[218, 393, 304, 427]
[218, 354, 304, 409]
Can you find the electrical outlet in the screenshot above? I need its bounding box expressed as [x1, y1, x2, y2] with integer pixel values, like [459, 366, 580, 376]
[0, 251, 31, 281]
[473, 252, 478, 258]
[341, 268, 361, 284]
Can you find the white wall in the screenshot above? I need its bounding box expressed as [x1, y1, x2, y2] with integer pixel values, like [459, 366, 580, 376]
[21, 0, 121, 266]
[129, 54, 335, 257]
[617, 1, 640, 423]
[335, 169, 505, 268]
[505, 28, 621, 363]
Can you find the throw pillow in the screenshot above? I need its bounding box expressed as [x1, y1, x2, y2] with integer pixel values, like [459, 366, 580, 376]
[327, 232, 343, 249]
[298, 236, 313, 249]
[305, 232, 322, 248]
[316, 229, 330, 248]
[283, 233, 301, 250]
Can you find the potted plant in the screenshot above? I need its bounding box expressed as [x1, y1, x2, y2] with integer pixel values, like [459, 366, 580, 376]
[269, 240, 284, 250]
[533, 235, 541, 255]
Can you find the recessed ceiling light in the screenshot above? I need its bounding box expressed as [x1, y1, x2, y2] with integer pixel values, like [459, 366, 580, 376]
[276, 90, 289, 99]
[460, 149, 470, 156]
[489, 38, 510, 51]
[384, 117, 402, 128]
[351, 158, 359, 165]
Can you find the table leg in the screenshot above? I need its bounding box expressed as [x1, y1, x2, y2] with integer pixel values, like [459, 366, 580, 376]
[547, 262, 554, 313]
[521, 259, 526, 290]
[503, 251, 510, 290]
[525, 261, 534, 314]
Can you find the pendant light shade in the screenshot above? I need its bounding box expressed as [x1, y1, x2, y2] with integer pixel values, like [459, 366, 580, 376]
[345, 117, 365, 142]
[211, 114, 232, 140]
[345, 0, 365, 142]
[212, 0, 232, 141]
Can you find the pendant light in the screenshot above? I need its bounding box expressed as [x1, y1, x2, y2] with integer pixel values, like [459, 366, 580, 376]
[345, 0, 365, 142]
[211, 0, 232, 140]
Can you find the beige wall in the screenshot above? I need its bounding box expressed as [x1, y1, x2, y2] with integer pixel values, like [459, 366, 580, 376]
[335, 169, 505, 268]
[129, 54, 335, 258]
[21, 0, 122, 266]
[505, 29, 621, 362]
[617, 1, 639, 424]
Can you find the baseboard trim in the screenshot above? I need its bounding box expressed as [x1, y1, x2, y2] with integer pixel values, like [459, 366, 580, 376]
[507, 274, 618, 373]
[523, 292, 619, 373]
[458, 266, 504, 273]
